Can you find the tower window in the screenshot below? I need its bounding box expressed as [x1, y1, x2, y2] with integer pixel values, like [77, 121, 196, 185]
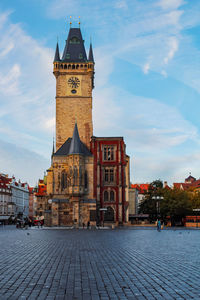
[66, 53, 70, 59]
[69, 37, 80, 44]
[79, 53, 83, 59]
[104, 168, 115, 183]
[103, 146, 115, 161]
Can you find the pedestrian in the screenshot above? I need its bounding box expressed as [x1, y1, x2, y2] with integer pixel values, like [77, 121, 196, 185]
[82, 222, 85, 229]
[157, 220, 161, 232]
[87, 221, 90, 229]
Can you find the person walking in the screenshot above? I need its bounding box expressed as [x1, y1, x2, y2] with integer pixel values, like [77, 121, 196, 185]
[157, 220, 161, 232]
[87, 221, 90, 229]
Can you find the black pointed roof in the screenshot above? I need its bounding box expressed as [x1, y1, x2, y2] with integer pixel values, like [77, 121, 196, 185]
[88, 43, 94, 62]
[62, 28, 87, 62]
[69, 122, 83, 154]
[54, 123, 91, 157]
[54, 42, 60, 62]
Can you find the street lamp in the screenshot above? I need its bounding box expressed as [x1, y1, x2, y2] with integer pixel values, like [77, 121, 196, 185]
[152, 196, 164, 220]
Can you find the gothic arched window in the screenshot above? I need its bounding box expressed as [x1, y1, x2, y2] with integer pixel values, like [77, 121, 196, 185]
[104, 191, 109, 202]
[110, 191, 115, 202]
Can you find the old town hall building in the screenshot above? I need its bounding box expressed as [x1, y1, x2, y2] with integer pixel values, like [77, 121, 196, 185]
[45, 26, 130, 227]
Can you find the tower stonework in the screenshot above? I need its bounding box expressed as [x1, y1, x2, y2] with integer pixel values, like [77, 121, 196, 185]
[53, 28, 94, 150]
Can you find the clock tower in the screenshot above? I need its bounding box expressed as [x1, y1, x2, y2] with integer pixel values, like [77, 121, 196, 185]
[44, 24, 130, 228]
[53, 27, 94, 150]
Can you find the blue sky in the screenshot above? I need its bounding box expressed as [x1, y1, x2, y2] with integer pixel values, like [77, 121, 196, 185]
[0, 0, 200, 186]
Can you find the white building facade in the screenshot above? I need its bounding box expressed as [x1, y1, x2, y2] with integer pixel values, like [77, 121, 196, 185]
[10, 178, 29, 218]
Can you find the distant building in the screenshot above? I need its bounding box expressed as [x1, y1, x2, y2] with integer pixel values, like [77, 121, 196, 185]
[29, 187, 34, 218]
[34, 179, 47, 221]
[0, 174, 12, 222]
[131, 183, 150, 213]
[128, 187, 138, 215]
[173, 174, 200, 192]
[0, 174, 29, 221]
[10, 177, 29, 218]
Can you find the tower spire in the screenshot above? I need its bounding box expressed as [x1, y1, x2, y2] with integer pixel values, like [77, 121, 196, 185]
[62, 26, 87, 62]
[88, 42, 94, 62]
[54, 42, 60, 62]
[52, 137, 55, 156]
[68, 123, 83, 155]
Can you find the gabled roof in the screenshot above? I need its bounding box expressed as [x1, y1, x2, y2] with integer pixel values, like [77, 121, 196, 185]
[62, 28, 87, 62]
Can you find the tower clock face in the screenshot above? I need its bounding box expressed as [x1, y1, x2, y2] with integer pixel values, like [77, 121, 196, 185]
[68, 77, 80, 89]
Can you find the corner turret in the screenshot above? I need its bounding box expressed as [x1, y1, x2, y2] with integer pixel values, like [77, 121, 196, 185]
[88, 43, 94, 62]
[54, 42, 60, 62]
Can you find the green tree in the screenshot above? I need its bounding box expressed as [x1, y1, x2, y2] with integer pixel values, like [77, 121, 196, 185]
[161, 188, 192, 225]
[139, 179, 164, 221]
[139, 180, 193, 224]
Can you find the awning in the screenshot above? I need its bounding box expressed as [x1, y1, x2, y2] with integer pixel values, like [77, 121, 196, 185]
[129, 214, 149, 218]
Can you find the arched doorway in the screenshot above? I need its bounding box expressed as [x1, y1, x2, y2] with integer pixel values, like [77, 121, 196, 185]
[104, 206, 114, 222]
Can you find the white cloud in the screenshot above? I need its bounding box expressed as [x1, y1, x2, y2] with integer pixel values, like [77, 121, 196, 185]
[164, 37, 179, 64]
[161, 70, 167, 77]
[158, 0, 185, 10]
[115, 0, 128, 9]
[0, 64, 21, 96]
[0, 11, 55, 157]
[143, 62, 150, 74]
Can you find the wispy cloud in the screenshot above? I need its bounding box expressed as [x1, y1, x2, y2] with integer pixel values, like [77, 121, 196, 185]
[0, 139, 49, 186]
[0, 11, 55, 155]
[164, 37, 179, 64]
[1, 0, 200, 186]
[158, 0, 185, 10]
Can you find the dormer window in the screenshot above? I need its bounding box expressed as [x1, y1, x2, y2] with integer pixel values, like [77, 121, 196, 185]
[70, 37, 80, 44]
[66, 53, 70, 59]
[79, 53, 83, 59]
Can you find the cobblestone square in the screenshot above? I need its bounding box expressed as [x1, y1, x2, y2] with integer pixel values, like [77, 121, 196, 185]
[0, 226, 200, 300]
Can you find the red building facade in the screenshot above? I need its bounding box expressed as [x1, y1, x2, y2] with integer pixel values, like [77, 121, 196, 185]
[91, 137, 129, 225]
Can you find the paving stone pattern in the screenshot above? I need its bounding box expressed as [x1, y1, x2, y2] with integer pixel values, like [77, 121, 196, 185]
[0, 226, 200, 299]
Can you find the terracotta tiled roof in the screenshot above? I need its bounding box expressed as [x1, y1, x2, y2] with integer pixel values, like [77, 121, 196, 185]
[131, 184, 150, 194]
